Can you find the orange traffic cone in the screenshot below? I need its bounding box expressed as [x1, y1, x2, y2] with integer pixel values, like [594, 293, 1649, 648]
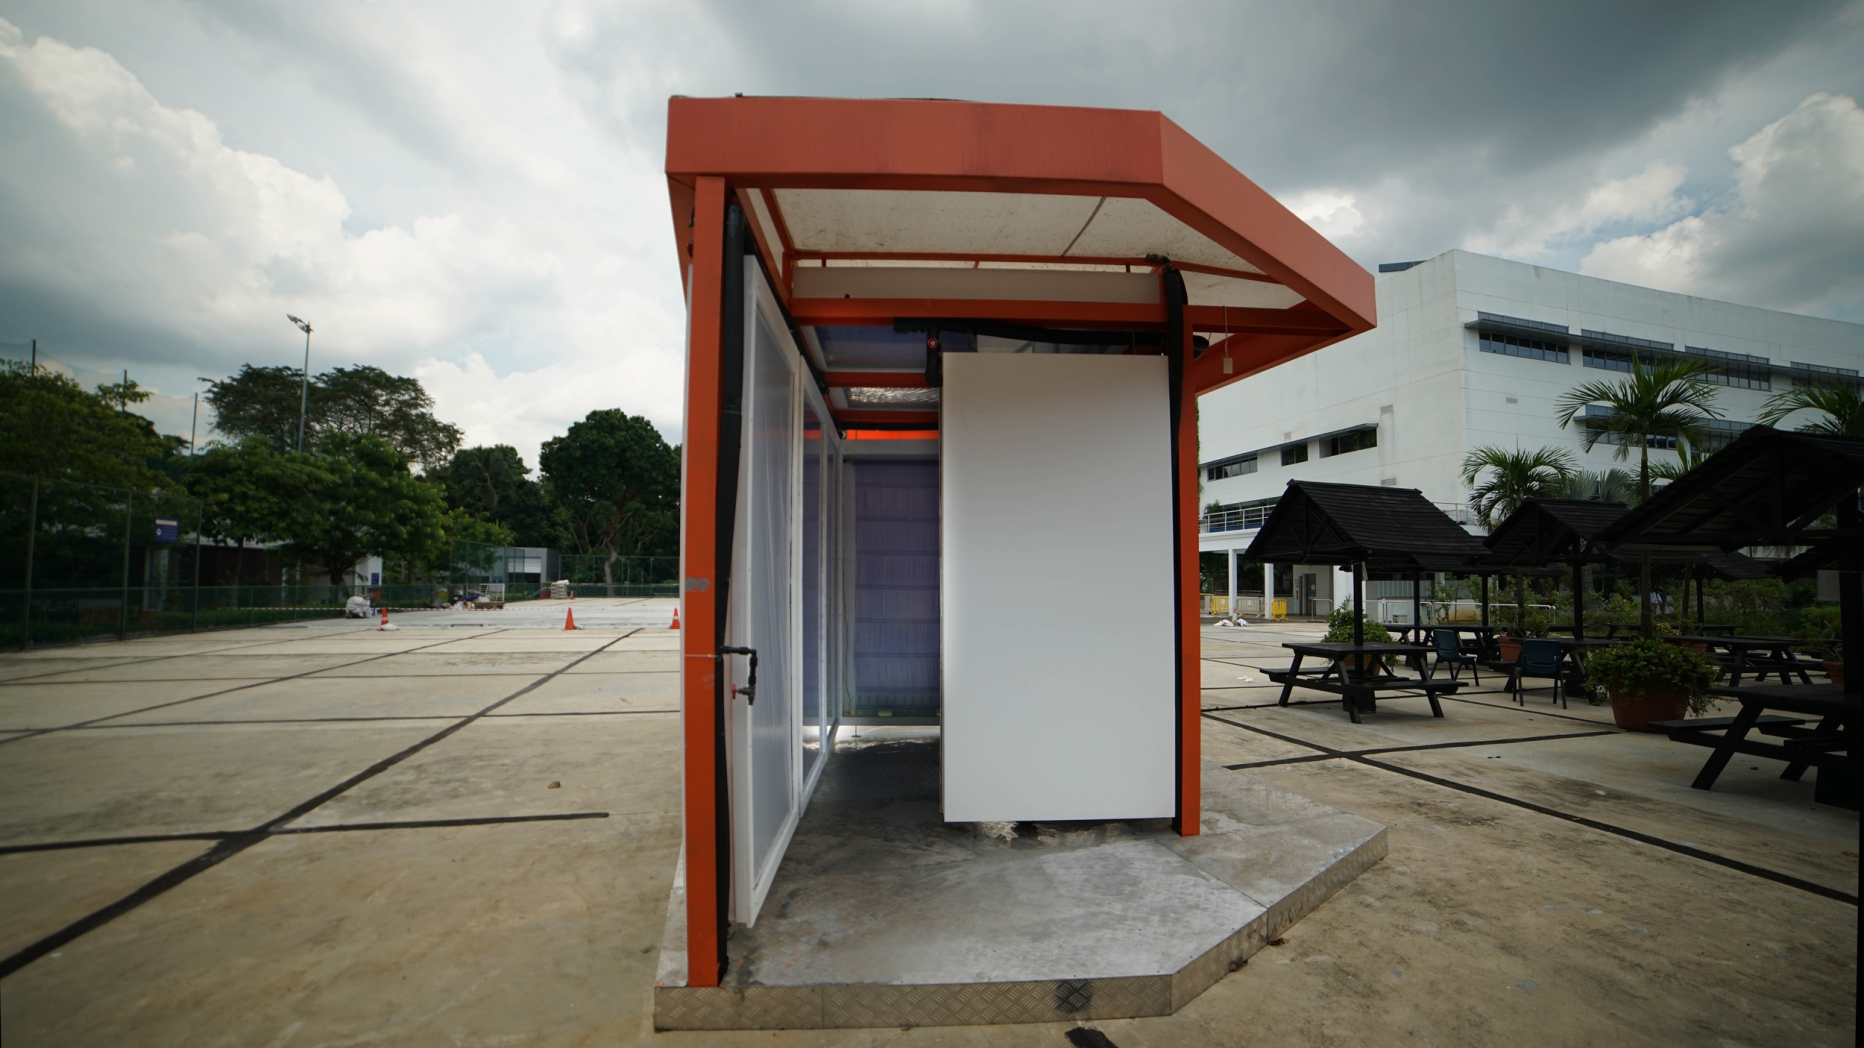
[564, 607, 577, 631]
[670, 606, 681, 630]
[379, 607, 389, 628]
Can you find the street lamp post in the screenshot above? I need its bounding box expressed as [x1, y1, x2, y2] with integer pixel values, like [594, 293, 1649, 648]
[286, 315, 313, 451]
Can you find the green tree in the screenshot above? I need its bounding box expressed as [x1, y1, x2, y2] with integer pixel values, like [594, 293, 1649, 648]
[206, 364, 462, 469]
[0, 362, 178, 490]
[1461, 444, 1576, 630]
[540, 410, 679, 582]
[276, 435, 448, 592]
[1558, 468, 1639, 503]
[444, 444, 561, 548]
[1756, 382, 1864, 437]
[1555, 357, 1720, 636]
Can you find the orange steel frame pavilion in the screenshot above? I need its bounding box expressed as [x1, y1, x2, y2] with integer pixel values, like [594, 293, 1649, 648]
[667, 96, 1375, 987]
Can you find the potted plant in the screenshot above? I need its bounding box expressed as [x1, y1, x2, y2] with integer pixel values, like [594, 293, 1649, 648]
[1324, 606, 1395, 673]
[1584, 638, 1721, 732]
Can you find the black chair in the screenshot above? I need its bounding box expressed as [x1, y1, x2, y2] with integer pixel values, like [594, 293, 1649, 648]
[1508, 639, 1566, 708]
[1431, 628, 1480, 684]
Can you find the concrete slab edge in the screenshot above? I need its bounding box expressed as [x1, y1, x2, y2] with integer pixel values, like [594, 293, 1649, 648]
[651, 827, 1389, 1030]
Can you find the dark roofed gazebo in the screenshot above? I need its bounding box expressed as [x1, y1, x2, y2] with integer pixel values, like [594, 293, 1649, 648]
[1244, 480, 1491, 642]
[1601, 427, 1864, 697]
[1483, 499, 1775, 637]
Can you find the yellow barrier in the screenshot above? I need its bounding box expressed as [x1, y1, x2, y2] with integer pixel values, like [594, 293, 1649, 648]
[1271, 598, 1288, 621]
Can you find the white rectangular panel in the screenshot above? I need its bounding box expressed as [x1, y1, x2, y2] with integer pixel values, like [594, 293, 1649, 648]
[940, 353, 1176, 822]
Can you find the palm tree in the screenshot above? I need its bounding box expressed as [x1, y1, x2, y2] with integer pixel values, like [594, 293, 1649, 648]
[1555, 357, 1720, 636]
[1461, 445, 1577, 527]
[1559, 468, 1640, 504]
[1461, 445, 1576, 632]
[1755, 382, 1864, 437]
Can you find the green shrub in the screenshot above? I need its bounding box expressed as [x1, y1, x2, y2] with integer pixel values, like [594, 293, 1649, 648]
[1584, 639, 1721, 715]
[1794, 604, 1843, 659]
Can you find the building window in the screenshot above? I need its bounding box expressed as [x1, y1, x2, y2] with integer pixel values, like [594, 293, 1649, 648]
[1320, 428, 1377, 457]
[1687, 347, 1770, 391]
[1792, 361, 1860, 388]
[1479, 331, 1569, 363]
[1205, 455, 1258, 481]
[1583, 347, 1635, 372]
[1699, 420, 1755, 451]
[1281, 443, 1309, 466]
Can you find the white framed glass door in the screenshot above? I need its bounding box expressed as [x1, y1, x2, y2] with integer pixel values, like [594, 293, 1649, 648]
[725, 266, 839, 926]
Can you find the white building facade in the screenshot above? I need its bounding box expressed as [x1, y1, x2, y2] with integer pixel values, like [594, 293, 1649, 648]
[1198, 249, 1863, 617]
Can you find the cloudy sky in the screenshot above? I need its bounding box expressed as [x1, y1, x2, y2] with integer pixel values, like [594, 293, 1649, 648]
[2, 1, 1861, 466]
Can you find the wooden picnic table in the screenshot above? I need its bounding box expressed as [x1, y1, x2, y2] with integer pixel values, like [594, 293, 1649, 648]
[1666, 634, 1815, 686]
[1272, 642, 1459, 724]
[1652, 683, 1859, 808]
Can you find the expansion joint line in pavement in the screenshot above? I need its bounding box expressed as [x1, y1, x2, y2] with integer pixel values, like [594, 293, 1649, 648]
[0, 813, 612, 856]
[53, 708, 683, 731]
[0, 630, 513, 748]
[0, 632, 638, 979]
[1202, 712, 1861, 908]
[1220, 730, 1618, 770]
[0, 619, 509, 684]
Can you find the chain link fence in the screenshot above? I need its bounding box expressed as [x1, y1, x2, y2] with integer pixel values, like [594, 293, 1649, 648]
[1, 471, 348, 648]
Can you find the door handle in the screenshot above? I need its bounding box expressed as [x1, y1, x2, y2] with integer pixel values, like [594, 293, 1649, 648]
[720, 646, 758, 705]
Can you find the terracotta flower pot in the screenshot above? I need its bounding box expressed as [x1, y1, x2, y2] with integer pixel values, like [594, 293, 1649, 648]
[1497, 636, 1523, 662]
[1609, 681, 1690, 732]
[1824, 660, 1846, 685]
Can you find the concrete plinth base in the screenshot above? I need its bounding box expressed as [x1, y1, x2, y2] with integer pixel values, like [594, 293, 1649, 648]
[654, 732, 1385, 1030]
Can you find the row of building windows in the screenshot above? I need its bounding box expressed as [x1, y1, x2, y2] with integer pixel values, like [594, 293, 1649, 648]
[1321, 428, 1378, 457]
[1206, 455, 1258, 481]
[1479, 331, 1569, 363]
[1207, 431, 1380, 480]
[1477, 319, 1856, 393]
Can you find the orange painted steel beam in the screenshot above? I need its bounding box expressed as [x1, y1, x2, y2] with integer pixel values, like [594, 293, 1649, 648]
[680, 176, 727, 988]
[834, 408, 938, 425]
[1183, 305, 1347, 337]
[1174, 323, 1201, 838]
[824, 371, 930, 388]
[735, 189, 787, 306]
[1189, 329, 1361, 396]
[788, 253, 1278, 285]
[791, 297, 1166, 329]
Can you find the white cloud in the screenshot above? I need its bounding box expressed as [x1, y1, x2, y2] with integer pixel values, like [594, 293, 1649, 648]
[1466, 160, 1691, 260]
[1281, 189, 1366, 241]
[0, 13, 687, 465]
[1580, 93, 1864, 317]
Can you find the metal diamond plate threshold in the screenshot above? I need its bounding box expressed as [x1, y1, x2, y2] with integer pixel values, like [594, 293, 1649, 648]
[653, 760, 1386, 1030]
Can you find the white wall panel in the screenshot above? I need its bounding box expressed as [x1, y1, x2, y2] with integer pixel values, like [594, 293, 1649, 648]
[940, 353, 1176, 822]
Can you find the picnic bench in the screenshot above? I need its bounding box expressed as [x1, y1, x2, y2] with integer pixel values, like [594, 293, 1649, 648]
[1272, 642, 1461, 723]
[1666, 635, 1818, 686]
[1650, 683, 1859, 808]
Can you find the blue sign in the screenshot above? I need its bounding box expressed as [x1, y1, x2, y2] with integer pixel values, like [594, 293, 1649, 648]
[153, 518, 179, 543]
[370, 572, 380, 586]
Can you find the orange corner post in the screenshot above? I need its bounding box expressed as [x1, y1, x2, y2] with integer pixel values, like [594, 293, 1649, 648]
[1176, 319, 1202, 837]
[680, 175, 727, 986]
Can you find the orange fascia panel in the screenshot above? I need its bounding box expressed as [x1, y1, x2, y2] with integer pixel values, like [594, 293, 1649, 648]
[664, 96, 1375, 345]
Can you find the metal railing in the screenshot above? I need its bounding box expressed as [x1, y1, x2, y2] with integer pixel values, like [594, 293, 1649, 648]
[1199, 505, 1271, 533]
